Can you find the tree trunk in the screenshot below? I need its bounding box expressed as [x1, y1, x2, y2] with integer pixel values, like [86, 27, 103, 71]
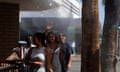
[101, 0, 120, 72]
[81, 0, 99, 72]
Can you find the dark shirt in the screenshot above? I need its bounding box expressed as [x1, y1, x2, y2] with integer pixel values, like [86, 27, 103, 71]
[61, 42, 73, 65]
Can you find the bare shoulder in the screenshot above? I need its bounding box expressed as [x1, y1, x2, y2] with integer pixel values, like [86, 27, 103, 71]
[44, 48, 49, 53]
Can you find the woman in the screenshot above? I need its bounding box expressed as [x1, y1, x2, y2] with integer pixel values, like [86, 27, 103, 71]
[25, 32, 52, 72]
[46, 31, 61, 72]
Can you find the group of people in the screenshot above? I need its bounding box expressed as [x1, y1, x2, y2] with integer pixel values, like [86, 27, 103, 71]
[13, 30, 73, 72]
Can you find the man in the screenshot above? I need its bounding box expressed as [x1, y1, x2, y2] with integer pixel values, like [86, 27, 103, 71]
[13, 41, 28, 59]
[59, 33, 73, 72]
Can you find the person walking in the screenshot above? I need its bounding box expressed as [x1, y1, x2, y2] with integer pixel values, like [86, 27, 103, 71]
[46, 31, 61, 72]
[58, 33, 73, 72]
[25, 32, 53, 72]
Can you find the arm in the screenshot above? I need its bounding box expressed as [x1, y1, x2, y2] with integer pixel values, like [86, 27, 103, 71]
[67, 54, 72, 69]
[20, 46, 24, 59]
[28, 60, 43, 67]
[66, 42, 73, 69]
[44, 48, 53, 72]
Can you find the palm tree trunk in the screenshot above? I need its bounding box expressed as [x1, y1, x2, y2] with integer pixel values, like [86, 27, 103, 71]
[101, 0, 120, 72]
[81, 0, 99, 72]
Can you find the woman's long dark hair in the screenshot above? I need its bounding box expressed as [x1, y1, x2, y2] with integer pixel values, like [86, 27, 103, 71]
[33, 32, 46, 47]
[46, 31, 59, 44]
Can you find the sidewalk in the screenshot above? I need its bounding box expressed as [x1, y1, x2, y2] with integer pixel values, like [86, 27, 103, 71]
[72, 55, 81, 62]
[71, 55, 81, 72]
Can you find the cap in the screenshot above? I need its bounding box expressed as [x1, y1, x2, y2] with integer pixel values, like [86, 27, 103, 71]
[18, 41, 27, 45]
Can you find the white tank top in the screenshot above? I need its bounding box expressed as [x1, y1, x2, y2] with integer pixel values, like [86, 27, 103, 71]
[30, 47, 45, 72]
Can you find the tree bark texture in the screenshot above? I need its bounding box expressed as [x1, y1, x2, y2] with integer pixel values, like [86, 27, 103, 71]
[81, 0, 99, 72]
[101, 0, 120, 72]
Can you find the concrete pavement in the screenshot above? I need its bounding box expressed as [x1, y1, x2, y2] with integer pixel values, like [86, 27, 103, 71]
[71, 55, 120, 72]
[70, 55, 81, 72]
